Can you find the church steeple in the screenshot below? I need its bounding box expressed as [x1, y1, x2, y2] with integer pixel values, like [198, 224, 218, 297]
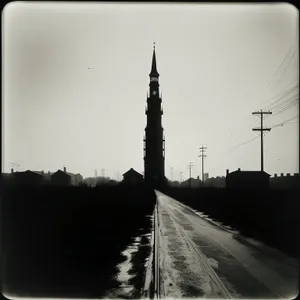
[149, 42, 159, 78]
[144, 43, 166, 189]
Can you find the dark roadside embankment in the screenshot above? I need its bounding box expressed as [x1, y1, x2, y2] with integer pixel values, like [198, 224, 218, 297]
[162, 187, 299, 258]
[104, 214, 154, 299]
[1, 184, 156, 298]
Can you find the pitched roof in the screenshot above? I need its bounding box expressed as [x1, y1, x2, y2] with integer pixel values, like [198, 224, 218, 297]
[51, 169, 71, 177]
[122, 168, 143, 177]
[12, 170, 43, 176]
[66, 172, 76, 177]
[51, 169, 82, 178]
[31, 171, 46, 176]
[228, 170, 271, 177]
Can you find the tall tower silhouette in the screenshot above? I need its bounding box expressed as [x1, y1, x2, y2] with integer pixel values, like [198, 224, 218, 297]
[144, 44, 166, 188]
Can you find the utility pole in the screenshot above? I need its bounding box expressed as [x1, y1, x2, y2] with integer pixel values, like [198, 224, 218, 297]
[188, 162, 194, 188]
[101, 168, 105, 177]
[199, 146, 207, 187]
[252, 110, 272, 172]
[180, 172, 183, 183]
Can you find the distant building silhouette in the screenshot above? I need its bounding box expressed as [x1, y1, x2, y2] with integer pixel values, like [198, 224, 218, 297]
[203, 173, 209, 182]
[121, 168, 144, 185]
[204, 176, 226, 188]
[270, 173, 300, 190]
[51, 167, 83, 186]
[168, 180, 181, 187]
[11, 170, 44, 185]
[144, 44, 167, 189]
[181, 177, 201, 188]
[226, 168, 270, 189]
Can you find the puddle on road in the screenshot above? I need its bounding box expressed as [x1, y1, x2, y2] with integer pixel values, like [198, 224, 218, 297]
[207, 257, 219, 269]
[105, 216, 153, 299]
[110, 243, 138, 297]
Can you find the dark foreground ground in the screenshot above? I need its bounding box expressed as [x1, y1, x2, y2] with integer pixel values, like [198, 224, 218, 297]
[1, 184, 156, 298]
[163, 186, 300, 258]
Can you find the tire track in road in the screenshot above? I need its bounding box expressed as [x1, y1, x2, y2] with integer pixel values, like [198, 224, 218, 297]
[161, 193, 297, 299]
[162, 202, 233, 299]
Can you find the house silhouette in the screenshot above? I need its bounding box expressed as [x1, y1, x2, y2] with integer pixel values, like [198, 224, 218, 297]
[122, 168, 144, 185]
[51, 167, 83, 186]
[226, 168, 270, 189]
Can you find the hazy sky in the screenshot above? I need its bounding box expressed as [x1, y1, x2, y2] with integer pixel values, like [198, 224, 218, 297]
[2, 2, 299, 180]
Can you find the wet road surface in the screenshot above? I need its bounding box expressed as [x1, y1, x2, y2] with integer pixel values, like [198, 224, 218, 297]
[156, 191, 299, 299]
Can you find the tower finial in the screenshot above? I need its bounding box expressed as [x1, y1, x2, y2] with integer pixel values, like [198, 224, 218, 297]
[150, 42, 159, 77]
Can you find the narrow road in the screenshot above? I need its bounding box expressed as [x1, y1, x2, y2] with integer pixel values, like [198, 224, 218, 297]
[156, 191, 299, 299]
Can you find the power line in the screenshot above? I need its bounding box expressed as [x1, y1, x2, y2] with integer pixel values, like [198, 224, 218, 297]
[272, 99, 299, 116]
[220, 111, 297, 152]
[267, 32, 298, 87]
[229, 115, 298, 151]
[270, 94, 298, 112]
[281, 121, 299, 125]
[262, 83, 299, 111]
[212, 113, 297, 175]
[228, 134, 261, 151]
[219, 112, 256, 145]
[277, 49, 296, 83]
[210, 133, 260, 176]
[270, 115, 299, 128]
[210, 83, 298, 174]
[272, 82, 298, 99]
[267, 45, 293, 87]
[220, 90, 294, 145]
[272, 100, 298, 116]
[265, 90, 299, 112]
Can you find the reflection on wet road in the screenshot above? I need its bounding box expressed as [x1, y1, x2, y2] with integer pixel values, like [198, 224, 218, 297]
[156, 191, 299, 299]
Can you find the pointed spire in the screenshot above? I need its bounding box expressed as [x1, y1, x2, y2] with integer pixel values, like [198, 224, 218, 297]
[149, 42, 159, 77]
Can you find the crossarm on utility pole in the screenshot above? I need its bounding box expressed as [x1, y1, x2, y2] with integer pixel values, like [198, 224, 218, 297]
[252, 128, 271, 132]
[252, 110, 272, 171]
[199, 146, 207, 187]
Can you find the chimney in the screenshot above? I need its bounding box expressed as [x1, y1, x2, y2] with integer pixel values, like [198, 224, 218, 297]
[286, 173, 290, 176]
[238, 168, 241, 171]
[281, 173, 284, 177]
[64, 166, 66, 173]
[11, 168, 14, 174]
[42, 170, 44, 175]
[274, 173, 277, 177]
[48, 171, 50, 175]
[226, 169, 229, 176]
